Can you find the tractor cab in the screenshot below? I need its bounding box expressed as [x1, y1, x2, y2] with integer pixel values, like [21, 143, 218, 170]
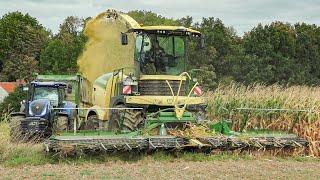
[28, 81, 68, 108]
[128, 26, 203, 75]
[21, 81, 70, 120]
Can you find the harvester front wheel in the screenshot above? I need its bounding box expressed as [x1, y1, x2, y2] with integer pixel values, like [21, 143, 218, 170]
[108, 105, 144, 131]
[9, 115, 25, 142]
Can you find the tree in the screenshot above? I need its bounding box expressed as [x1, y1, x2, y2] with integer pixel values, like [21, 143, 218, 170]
[0, 12, 49, 81]
[127, 10, 178, 26]
[0, 87, 27, 121]
[39, 16, 87, 74]
[1, 55, 38, 81]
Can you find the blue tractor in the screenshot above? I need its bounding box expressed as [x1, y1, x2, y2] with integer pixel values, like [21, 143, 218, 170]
[9, 81, 78, 141]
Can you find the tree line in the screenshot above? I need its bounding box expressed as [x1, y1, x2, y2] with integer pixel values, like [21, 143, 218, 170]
[0, 10, 320, 88]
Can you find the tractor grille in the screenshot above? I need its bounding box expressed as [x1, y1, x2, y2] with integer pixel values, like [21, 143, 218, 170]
[21, 118, 49, 133]
[138, 80, 186, 96]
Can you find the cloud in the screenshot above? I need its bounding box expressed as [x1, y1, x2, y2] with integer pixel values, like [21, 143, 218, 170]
[0, 0, 319, 35]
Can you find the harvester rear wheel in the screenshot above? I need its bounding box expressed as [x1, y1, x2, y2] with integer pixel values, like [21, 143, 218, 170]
[9, 115, 25, 142]
[108, 105, 144, 131]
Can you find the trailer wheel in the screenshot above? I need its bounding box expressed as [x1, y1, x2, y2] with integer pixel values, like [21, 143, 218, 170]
[84, 115, 99, 130]
[9, 115, 25, 142]
[54, 116, 68, 134]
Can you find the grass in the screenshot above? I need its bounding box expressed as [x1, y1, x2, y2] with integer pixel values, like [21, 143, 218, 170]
[1, 155, 320, 179]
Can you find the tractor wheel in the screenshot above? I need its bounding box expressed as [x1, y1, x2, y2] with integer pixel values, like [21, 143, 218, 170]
[108, 105, 144, 131]
[54, 116, 68, 134]
[84, 115, 99, 130]
[69, 110, 78, 131]
[69, 117, 78, 131]
[9, 115, 25, 142]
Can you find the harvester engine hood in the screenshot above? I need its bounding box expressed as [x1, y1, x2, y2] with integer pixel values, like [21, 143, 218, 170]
[28, 99, 50, 117]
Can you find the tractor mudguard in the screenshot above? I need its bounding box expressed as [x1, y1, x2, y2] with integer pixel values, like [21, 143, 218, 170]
[61, 101, 77, 120]
[10, 112, 26, 118]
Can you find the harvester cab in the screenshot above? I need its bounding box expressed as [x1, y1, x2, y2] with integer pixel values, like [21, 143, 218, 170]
[9, 81, 77, 141]
[129, 26, 203, 75]
[102, 26, 208, 134]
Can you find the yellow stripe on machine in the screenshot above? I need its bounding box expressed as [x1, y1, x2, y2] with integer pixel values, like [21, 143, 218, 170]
[124, 96, 205, 106]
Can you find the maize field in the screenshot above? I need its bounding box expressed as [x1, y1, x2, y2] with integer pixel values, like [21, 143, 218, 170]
[207, 84, 320, 156]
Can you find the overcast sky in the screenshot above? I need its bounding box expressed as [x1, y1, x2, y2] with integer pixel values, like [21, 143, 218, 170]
[1, 0, 319, 35]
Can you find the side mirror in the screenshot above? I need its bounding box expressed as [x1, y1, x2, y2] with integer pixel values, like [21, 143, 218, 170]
[121, 33, 128, 45]
[200, 37, 205, 49]
[67, 84, 72, 94]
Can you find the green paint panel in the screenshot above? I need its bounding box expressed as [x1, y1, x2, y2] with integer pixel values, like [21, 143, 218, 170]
[147, 111, 195, 123]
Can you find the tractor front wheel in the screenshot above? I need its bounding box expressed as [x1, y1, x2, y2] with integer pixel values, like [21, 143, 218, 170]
[9, 115, 25, 142]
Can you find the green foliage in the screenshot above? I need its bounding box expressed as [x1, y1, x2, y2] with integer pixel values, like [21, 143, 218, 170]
[0, 12, 49, 81]
[0, 87, 27, 121]
[1, 10, 320, 87]
[236, 22, 320, 85]
[39, 16, 87, 74]
[127, 10, 178, 26]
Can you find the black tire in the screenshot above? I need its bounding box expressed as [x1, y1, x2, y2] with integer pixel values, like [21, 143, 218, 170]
[9, 115, 25, 142]
[84, 115, 99, 130]
[108, 105, 144, 131]
[69, 117, 78, 131]
[54, 116, 68, 134]
[108, 106, 121, 132]
[69, 110, 78, 131]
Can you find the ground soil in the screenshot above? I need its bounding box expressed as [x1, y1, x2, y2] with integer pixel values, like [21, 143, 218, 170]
[1, 159, 319, 179]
